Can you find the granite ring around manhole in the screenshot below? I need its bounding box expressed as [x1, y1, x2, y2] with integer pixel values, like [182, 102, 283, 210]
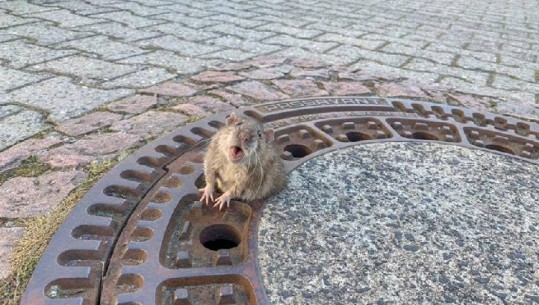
[21, 96, 539, 305]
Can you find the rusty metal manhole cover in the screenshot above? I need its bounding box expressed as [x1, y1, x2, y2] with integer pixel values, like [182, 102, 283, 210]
[21, 96, 539, 305]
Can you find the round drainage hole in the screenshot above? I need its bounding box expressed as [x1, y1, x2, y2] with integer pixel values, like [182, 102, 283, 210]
[199, 224, 240, 251]
[284, 144, 312, 158]
[346, 132, 371, 142]
[412, 132, 438, 140]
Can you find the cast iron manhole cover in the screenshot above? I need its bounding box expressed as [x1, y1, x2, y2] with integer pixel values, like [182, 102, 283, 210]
[21, 96, 539, 305]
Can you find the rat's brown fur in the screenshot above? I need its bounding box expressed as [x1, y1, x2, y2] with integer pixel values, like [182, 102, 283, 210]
[200, 112, 286, 209]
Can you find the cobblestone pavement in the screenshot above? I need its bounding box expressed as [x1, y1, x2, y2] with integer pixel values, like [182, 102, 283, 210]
[1, 0, 539, 302]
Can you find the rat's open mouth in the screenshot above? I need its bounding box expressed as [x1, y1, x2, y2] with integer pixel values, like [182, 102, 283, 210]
[229, 146, 245, 162]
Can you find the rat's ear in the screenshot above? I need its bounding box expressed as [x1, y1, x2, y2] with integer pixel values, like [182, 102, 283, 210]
[264, 129, 275, 143]
[226, 112, 239, 125]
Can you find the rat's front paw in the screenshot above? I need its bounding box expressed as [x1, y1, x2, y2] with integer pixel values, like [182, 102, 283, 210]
[199, 185, 214, 205]
[214, 192, 232, 211]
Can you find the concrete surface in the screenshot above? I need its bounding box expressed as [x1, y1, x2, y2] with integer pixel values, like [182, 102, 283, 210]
[259, 142, 539, 304]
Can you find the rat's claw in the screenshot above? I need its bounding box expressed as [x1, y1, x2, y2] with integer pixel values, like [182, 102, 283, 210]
[214, 193, 231, 211]
[199, 187, 214, 205]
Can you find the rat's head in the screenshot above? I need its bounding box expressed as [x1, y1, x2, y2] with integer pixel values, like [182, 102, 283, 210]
[223, 112, 274, 165]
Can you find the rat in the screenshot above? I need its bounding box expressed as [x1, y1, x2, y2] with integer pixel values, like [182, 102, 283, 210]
[199, 112, 287, 210]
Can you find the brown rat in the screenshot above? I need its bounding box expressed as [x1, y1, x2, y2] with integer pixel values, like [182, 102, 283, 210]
[200, 112, 287, 210]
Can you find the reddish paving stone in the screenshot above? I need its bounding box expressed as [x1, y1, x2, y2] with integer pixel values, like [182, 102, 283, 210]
[240, 68, 286, 80]
[0, 170, 87, 218]
[272, 79, 329, 97]
[248, 56, 286, 68]
[289, 58, 328, 68]
[41, 133, 141, 168]
[375, 83, 428, 98]
[337, 70, 378, 81]
[321, 82, 371, 95]
[55, 112, 122, 137]
[0, 136, 61, 172]
[138, 82, 198, 97]
[107, 95, 159, 114]
[228, 81, 290, 101]
[0, 227, 25, 280]
[447, 94, 492, 112]
[110, 111, 188, 140]
[172, 104, 208, 117]
[208, 89, 250, 107]
[191, 71, 245, 83]
[290, 67, 330, 78]
[173, 96, 235, 116]
[214, 62, 252, 71]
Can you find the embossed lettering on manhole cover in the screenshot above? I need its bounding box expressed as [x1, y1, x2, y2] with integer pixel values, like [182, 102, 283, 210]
[21, 96, 539, 305]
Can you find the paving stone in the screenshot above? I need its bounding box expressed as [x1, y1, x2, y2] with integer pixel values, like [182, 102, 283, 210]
[272, 79, 329, 97]
[206, 36, 282, 54]
[138, 82, 198, 97]
[5, 77, 132, 121]
[329, 45, 410, 67]
[55, 111, 122, 136]
[0, 40, 76, 68]
[74, 21, 161, 42]
[171, 103, 208, 117]
[56, 35, 148, 61]
[0, 1, 55, 14]
[321, 82, 371, 96]
[0, 227, 24, 280]
[256, 23, 322, 39]
[90, 11, 166, 28]
[147, 23, 220, 41]
[204, 24, 275, 40]
[45, 0, 117, 15]
[41, 133, 141, 168]
[375, 83, 428, 98]
[264, 35, 337, 53]
[497, 100, 539, 121]
[316, 33, 387, 50]
[107, 95, 158, 114]
[29, 9, 102, 27]
[289, 58, 329, 69]
[110, 111, 188, 140]
[0, 66, 49, 92]
[239, 67, 288, 80]
[200, 49, 257, 62]
[0, 12, 39, 29]
[137, 35, 221, 57]
[289, 67, 330, 78]
[0, 106, 49, 151]
[104, 1, 169, 16]
[0, 135, 61, 172]
[271, 47, 352, 66]
[173, 96, 235, 116]
[208, 89, 250, 107]
[0, 22, 93, 45]
[228, 81, 290, 101]
[447, 94, 493, 112]
[0, 171, 87, 218]
[248, 56, 287, 68]
[100, 68, 176, 89]
[118, 50, 220, 74]
[207, 14, 265, 28]
[191, 71, 245, 83]
[28, 56, 138, 83]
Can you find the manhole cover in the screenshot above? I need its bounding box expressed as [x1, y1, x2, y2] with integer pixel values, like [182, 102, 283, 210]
[21, 96, 539, 305]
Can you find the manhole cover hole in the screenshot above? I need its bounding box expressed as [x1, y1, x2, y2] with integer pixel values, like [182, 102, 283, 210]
[21, 96, 539, 305]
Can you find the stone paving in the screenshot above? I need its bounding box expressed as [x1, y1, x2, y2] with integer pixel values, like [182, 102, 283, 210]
[0, 0, 539, 302]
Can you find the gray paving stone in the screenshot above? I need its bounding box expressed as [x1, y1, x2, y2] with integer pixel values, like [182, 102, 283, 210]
[0, 40, 76, 68]
[316, 33, 386, 50]
[103, 1, 168, 16]
[0, 12, 39, 29]
[264, 34, 337, 53]
[55, 35, 148, 60]
[205, 23, 275, 40]
[155, 13, 218, 29]
[136, 35, 222, 56]
[146, 23, 220, 41]
[100, 67, 176, 89]
[272, 47, 353, 66]
[0, 66, 49, 92]
[117, 50, 221, 74]
[406, 59, 489, 84]
[206, 36, 281, 54]
[256, 23, 322, 39]
[74, 21, 161, 42]
[207, 14, 266, 29]
[90, 11, 167, 28]
[0, 22, 94, 45]
[381, 42, 455, 65]
[42, 0, 117, 15]
[201, 49, 256, 61]
[27, 55, 138, 83]
[458, 56, 536, 82]
[166, 3, 217, 17]
[329, 45, 410, 67]
[4, 77, 132, 121]
[0, 105, 49, 151]
[0, 1, 55, 14]
[29, 9, 103, 27]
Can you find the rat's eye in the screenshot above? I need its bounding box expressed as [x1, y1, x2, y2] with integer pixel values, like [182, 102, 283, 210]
[257, 130, 262, 138]
[236, 121, 243, 126]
